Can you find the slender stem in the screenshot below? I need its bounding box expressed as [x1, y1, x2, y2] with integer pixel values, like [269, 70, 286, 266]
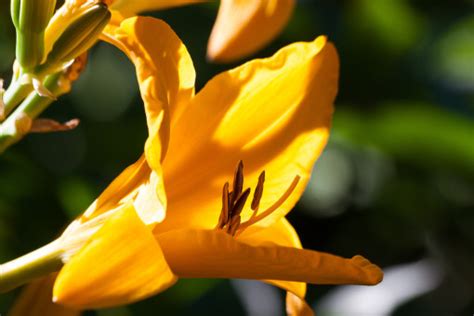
[0, 92, 52, 154]
[0, 73, 64, 154]
[0, 240, 63, 293]
[1, 78, 33, 120]
[20, 73, 63, 118]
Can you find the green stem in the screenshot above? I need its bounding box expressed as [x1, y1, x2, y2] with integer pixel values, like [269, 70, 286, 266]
[0, 92, 52, 154]
[20, 73, 63, 117]
[0, 240, 63, 293]
[2, 78, 33, 120]
[0, 73, 65, 154]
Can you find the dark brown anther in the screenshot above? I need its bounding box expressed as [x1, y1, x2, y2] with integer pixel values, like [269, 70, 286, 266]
[228, 191, 234, 209]
[232, 160, 244, 203]
[222, 182, 230, 221]
[251, 171, 265, 211]
[217, 182, 230, 229]
[231, 188, 251, 217]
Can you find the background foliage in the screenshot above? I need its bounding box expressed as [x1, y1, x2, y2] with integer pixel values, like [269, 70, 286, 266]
[1, 0, 473, 315]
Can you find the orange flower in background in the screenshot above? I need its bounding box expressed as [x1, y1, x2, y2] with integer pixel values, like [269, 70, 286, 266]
[207, 0, 295, 62]
[5, 15, 383, 315]
[47, 0, 295, 62]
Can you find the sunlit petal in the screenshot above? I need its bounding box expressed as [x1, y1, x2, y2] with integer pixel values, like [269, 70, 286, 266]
[239, 217, 301, 248]
[156, 229, 383, 286]
[54, 204, 177, 309]
[159, 36, 338, 233]
[80, 155, 161, 222]
[8, 274, 79, 316]
[208, 0, 295, 62]
[57, 156, 165, 263]
[102, 16, 196, 170]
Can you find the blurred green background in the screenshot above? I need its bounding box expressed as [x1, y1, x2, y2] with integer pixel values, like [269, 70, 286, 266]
[1, 0, 473, 315]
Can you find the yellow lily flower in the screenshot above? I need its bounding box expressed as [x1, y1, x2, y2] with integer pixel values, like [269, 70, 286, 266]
[6, 16, 382, 316]
[47, 0, 295, 62]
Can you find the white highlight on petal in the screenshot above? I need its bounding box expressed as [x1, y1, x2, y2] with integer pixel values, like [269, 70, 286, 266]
[133, 171, 166, 225]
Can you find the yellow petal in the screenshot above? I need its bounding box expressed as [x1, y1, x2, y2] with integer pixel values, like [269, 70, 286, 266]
[208, 0, 295, 62]
[159, 36, 338, 232]
[102, 16, 196, 170]
[238, 218, 305, 297]
[54, 204, 177, 309]
[238, 217, 302, 248]
[156, 229, 383, 286]
[8, 274, 80, 316]
[80, 155, 165, 226]
[238, 218, 312, 316]
[109, 0, 206, 18]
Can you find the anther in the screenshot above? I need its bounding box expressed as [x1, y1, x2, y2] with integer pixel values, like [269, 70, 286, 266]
[228, 191, 234, 209]
[232, 160, 244, 204]
[251, 171, 265, 211]
[231, 188, 251, 218]
[216, 182, 230, 229]
[216, 160, 300, 237]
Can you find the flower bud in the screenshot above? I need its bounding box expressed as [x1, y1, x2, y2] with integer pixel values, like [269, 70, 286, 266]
[37, 3, 111, 75]
[11, 0, 57, 70]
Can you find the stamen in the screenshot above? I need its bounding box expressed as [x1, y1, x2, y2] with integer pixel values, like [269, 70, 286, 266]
[228, 191, 234, 209]
[251, 171, 265, 211]
[237, 175, 301, 234]
[215, 161, 301, 237]
[216, 182, 230, 229]
[232, 160, 244, 204]
[231, 188, 251, 218]
[227, 215, 241, 236]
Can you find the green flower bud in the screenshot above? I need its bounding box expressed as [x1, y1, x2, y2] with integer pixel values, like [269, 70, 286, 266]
[11, 0, 57, 70]
[37, 4, 111, 76]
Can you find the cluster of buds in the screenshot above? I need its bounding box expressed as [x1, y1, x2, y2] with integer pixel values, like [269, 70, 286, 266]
[11, 0, 110, 75]
[0, 0, 111, 153]
[11, 0, 57, 70]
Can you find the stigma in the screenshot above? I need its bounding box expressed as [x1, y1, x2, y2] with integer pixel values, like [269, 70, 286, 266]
[216, 161, 300, 236]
